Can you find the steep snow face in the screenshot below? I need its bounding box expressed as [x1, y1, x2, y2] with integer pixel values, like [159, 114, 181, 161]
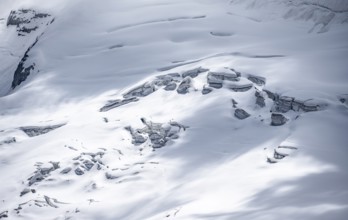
[0, 0, 348, 220]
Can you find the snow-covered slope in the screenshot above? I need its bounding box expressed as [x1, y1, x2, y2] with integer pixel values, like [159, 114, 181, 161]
[230, 0, 348, 33]
[0, 0, 348, 219]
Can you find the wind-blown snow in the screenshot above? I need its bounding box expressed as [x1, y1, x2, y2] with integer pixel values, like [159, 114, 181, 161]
[0, 0, 347, 219]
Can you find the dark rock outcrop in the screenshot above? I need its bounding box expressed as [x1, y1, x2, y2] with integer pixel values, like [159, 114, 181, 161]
[20, 188, 33, 197]
[275, 96, 294, 113]
[60, 167, 72, 174]
[234, 108, 250, 120]
[228, 83, 253, 92]
[0, 211, 8, 219]
[264, 89, 279, 101]
[232, 99, 238, 108]
[202, 85, 213, 95]
[247, 75, 266, 86]
[207, 69, 239, 89]
[105, 172, 118, 180]
[11, 38, 39, 89]
[154, 73, 180, 86]
[182, 67, 208, 78]
[100, 97, 139, 112]
[271, 113, 288, 126]
[123, 82, 156, 98]
[74, 168, 84, 176]
[28, 161, 60, 186]
[0, 137, 16, 145]
[71, 151, 105, 175]
[20, 124, 65, 137]
[177, 77, 192, 94]
[255, 91, 265, 107]
[126, 118, 188, 148]
[125, 126, 148, 145]
[9, 9, 53, 88]
[7, 9, 51, 36]
[264, 89, 320, 113]
[164, 82, 177, 91]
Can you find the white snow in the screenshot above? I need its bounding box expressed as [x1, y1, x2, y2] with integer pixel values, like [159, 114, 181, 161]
[0, 0, 347, 219]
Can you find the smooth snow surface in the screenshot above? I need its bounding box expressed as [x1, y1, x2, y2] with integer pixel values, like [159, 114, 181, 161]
[0, 0, 348, 219]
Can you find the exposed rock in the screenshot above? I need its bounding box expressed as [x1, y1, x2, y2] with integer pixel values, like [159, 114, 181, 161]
[228, 83, 253, 92]
[290, 99, 320, 112]
[274, 96, 294, 113]
[28, 162, 60, 186]
[69, 151, 106, 175]
[291, 99, 303, 111]
[169, 121, 189, 131]
[164, 82, 177, 91]
[44, 196, 58, 208]
[271, 113, 288, 126]
[28, 172, 44, 186]
[123, 82, 156, 98]
[60, 167, 72, 174]
[100, 97, 139, 112]
[278, 146, 298, 150]
[202, 85, 213, 95]
[105, 172, 118, 180]
[206, 67, 239, 89]
[208, 82, 223, 89]
[255, 91, 265, 107]
[267, 157, 278, 164]
[0, 211, 8, 219]
[234, 108, 250, 120]
[302, 100, 320, 112]
[177, 77, 192, 94]
[8, 10, 53, 88]
[229, 68, 242, 77]
[125, 126, 148, 145]
[83, 160, 94, 171]
[274, 149, 288, 159]
[7, 9, 50, 27]
[338, 94, 348, 105]
[82, 151, 105, 158]
[18, 26, 38, 33]
[232, 99, 238, 108]
[11, 38, 39, 89]
[160, 73, 181, 78]
[74, 167, 84, 176]
[7, 10, 31, 26]
[181, 67, 208, 78]
[264, 89, 320, 113]
[263, 89, 279, 101]
[20, 124, 65, 137]
[154, 73, 180, 86]
[0, 137, 16, 145]
[20, 188, 31, 197]
[207, 72, 223, 89]
[126, 118, 188, 148]
[247, 75, 266, 86]
[7, 9, 51, 36]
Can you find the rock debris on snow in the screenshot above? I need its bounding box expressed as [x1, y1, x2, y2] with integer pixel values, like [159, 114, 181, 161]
[20, 124, 66, 137]
[234, 108, 251, 120]
[126, 118, 188, 148]
[271, 113, 288, 126]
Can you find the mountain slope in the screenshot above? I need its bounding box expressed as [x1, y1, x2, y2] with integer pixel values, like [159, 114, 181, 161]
[0, 0, 348, 219]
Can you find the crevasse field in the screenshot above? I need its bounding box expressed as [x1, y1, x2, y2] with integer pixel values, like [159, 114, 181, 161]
[0, 0, 348, 219]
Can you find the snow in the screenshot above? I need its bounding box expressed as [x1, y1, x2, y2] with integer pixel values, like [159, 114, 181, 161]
[0, 0, 348, 219]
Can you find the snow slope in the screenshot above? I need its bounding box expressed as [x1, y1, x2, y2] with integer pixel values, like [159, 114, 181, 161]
[0, 0, 348, 219]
